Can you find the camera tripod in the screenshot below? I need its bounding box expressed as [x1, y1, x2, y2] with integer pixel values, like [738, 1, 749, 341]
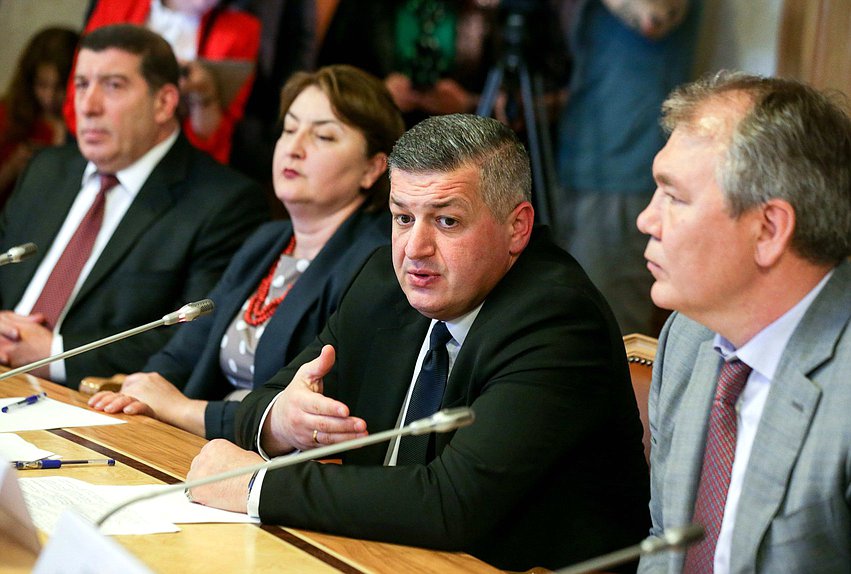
[476, 8, 557, 226]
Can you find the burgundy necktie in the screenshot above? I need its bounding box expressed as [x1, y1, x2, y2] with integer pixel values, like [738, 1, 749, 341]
[684, 359, 753, 573]
[31, 173, 119, 329]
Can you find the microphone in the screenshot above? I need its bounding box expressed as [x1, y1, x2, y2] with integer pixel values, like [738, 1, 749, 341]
[555, 524, 704, 574]
[161, 298, 215, 325]
[0, 299, 215, 382]
[0, 242, 37, 266]
[96, 407, 475, 528]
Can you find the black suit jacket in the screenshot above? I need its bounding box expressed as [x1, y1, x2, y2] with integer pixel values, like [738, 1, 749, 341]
[0, 135, 268, 387]
[144, 207, 390, 440]
[236, 228, 649, 571]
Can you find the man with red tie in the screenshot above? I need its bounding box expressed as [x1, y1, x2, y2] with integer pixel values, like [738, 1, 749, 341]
[0, 24, 267, 387]
[636, 72, 851, 573]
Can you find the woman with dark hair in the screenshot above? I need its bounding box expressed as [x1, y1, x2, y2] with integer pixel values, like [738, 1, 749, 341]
[90, 65, 405, 441]
[0, 27, 79, 207]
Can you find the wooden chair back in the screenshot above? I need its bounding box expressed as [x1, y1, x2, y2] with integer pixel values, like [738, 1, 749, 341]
[623, 333, 658, 464]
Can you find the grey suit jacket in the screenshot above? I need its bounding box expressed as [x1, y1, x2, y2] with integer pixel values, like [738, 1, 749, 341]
[639, 260, 851, 573]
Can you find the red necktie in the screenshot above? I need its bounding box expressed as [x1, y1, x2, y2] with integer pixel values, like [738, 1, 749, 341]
[31, 173, 119, 329]
[684, 359, 752, 573]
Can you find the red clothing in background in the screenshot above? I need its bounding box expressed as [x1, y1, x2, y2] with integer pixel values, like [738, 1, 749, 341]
[64, 1, 261, 163]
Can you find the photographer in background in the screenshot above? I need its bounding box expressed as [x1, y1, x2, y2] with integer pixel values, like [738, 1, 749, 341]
[317, 0, 567, 129]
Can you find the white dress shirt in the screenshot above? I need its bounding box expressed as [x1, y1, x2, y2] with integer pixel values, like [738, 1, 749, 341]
[14, 130, 178, 382]
[711, 269, 833, 574]
[148, 0, 200, 62]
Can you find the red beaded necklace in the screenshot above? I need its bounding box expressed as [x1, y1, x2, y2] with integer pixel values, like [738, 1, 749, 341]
[243, 235, 297, 327]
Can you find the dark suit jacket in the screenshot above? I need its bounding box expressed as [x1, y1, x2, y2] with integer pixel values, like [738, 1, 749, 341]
[0, 135, 268, 387]
[144, 207, 390, 440]
[236, 228, 650, 571]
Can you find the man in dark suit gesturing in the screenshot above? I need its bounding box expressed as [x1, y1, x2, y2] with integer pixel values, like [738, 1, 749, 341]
[187, 114, 649, 572]
[0, 25, 267, 387]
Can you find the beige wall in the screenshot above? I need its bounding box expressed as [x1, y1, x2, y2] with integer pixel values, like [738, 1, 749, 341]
[696, 0, 784, 76]
[0, 0, 88, 94]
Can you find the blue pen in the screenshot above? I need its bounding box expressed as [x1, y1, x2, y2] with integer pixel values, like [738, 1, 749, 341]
[13, 458, 116, 470]
[1, 391, 47, 413]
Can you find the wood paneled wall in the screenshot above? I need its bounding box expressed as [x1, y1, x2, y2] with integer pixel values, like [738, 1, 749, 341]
[777, 0, 851, 98]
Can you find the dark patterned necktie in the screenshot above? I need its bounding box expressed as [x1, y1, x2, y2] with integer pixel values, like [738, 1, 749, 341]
[684, 359, 753, 573]
[396, 321, 452, 465]
[31, 173, 119, 329]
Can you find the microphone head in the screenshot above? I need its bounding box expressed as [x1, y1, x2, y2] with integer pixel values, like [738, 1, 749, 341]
[409, 407, 476, 435]
[639, 524, 704, 555]
[662, 523, 704, 548]
[162, 299, 215, 325]
[6, 242, 37, 263]
[186, 298, 215, 317]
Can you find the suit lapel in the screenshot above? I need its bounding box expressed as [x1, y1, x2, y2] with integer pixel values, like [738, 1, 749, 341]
[9, 156, 87, 302]
[730, 263, 851, 569]
[72, 137, 188, 308]
[32, 157, 88, 253]
[250, 228, 303, 383]
[664, 340, 720, 528]
[355, 301, 429, 433]
[729, 370, 820, 569]
[440, 301, 495, 411]
[256, 214, 369, 383]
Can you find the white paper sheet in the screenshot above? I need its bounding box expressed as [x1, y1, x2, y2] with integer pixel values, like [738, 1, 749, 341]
[0, 456, 41, 554]
[0, 396, 125, 432]
[34, 510, 153, 574]
[20, 476, 177, 535]
[19, 476, 258, 536]
[0, 433, 55, 462]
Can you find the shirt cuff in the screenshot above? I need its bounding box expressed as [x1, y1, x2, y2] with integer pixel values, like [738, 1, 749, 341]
[249, 390, 300, 517]
[246, 468, 266, 517]
[256, 390, 286, 460]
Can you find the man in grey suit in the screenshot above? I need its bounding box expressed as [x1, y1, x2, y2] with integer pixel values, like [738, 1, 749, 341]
[0, 25, 267, 388]
[636, 72, 851, 572]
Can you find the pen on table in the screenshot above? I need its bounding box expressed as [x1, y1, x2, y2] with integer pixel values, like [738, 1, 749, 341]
[1, 391, 47, 413]
[13, 458, 116, 470]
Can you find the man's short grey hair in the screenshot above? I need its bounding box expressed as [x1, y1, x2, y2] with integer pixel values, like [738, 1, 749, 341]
[388, 114, 532, 220]
[661, 70, 851, 265]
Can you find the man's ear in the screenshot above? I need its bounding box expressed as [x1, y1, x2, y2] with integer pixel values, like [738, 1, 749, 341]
[507, 201, 535, 255]
[754, 198, 795, 267]
[153, 84, 181, 125]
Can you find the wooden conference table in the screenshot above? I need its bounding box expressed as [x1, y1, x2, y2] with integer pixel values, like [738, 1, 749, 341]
[0, 373, 503, 574]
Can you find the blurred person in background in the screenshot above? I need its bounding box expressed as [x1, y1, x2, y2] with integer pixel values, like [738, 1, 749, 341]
[67, 0, 261, 163]
[229, 0, 316, 212]
[317, 0, 566, 129]
[554, 0, 701, 335]
[0, 27, 80, 208]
